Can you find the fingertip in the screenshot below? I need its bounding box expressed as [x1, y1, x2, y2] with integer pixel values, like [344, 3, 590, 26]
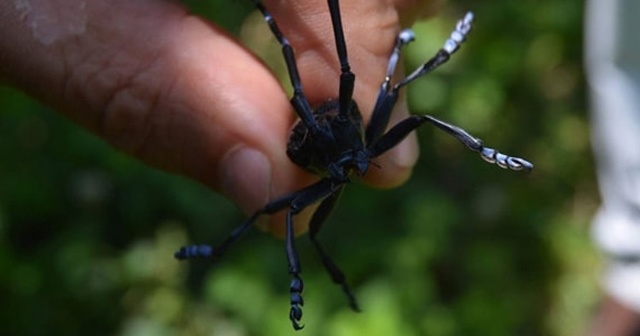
[365, 133, 418, 189]
[364, 99, 419, 189]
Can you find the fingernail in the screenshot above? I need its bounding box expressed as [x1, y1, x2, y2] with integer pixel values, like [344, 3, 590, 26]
[219, 146, 271, 215]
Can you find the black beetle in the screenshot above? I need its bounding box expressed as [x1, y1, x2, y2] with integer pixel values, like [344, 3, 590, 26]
[175, 0, 533, 330]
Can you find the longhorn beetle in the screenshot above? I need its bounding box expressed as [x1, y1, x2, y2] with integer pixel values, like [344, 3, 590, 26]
[175, 0, 533, 330]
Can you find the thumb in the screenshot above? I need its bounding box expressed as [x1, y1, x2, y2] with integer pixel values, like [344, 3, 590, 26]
[0, 0, 313, 235]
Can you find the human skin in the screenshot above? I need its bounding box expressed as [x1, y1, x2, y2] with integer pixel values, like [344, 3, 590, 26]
[0, 0, 439, 236]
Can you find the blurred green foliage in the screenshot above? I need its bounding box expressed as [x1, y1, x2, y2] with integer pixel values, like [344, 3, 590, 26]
[0, 0, 600, 335]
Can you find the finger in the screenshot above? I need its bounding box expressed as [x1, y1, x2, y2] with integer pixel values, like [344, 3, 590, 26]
[0, 0, 314, 234]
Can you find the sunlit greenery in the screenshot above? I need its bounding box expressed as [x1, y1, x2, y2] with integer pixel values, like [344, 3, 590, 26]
[0, 0, 599, 335]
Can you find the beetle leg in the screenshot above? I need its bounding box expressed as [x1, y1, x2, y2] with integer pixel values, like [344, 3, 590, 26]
[366, 12, 473, 148]
[283, 178, 346, 330]
[308, 185, 360, 311]
[175, 177, 343, 330]
[251, 0, 320, 133]
[365, 29, 415, 146]
[174, 190, 297, 260]
[174, 178, 335, 261]
[285, 209, 305, 330]
[327, 0, 356, 116]
[393, 12, 474, 91]
[368, 115, 533, 172]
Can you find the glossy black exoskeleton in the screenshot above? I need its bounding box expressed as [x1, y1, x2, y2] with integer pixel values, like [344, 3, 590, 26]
[175, 0, 533, 330]
[287, 99, 367, 179]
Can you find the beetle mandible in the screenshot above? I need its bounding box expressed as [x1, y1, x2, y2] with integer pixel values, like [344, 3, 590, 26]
[175, 0, 533, 330]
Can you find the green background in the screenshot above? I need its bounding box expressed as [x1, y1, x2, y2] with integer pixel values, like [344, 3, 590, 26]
[0, 0, 599, 335]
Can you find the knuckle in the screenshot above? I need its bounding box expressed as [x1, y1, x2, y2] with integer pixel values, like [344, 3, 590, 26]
[65, 49, 171, 156]
[100, 66, 165, 155]
[54, 4, 194, 157]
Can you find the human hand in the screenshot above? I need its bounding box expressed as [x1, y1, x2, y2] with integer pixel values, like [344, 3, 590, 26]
[0, 0, 440, 236]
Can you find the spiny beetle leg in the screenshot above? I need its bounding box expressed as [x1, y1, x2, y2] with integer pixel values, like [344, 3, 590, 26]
[308, 186, 360, 311]
[369, 114, 533, 172]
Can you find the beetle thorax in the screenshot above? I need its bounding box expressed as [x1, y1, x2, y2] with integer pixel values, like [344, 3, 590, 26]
[286, 100, 370, 180]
